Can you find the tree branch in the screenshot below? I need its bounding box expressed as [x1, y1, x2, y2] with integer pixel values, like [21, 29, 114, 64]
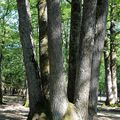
[66, 0, 71, 4]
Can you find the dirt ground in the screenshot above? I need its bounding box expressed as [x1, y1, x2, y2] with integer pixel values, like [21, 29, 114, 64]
[0, 96, 29, 120]
[0, 96, 120, 120]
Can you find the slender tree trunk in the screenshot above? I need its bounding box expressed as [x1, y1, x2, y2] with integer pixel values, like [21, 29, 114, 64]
[38, 0, 49, 98]
[24, 80, 29, 107]
[88, 0, 108, 119]
[0, 51, 2, 104]
[110, 21, 118, 104]
[74, 0, 97, 119]
[104, 40, 113, 105]
[67, 0, 81, 103]
[17, 0, 43, 119]
[47, 0, 68, 119]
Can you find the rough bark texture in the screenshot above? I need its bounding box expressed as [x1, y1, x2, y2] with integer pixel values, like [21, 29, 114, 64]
[67, 0, 81, 103]
[38, 0, 49, 98]
[104, 40, 113, 105]
[109, 21, 118, 104]
[88, 0, 108, 119]
[74, 0, 97, 119]
[17, 0, 43, 119]
[47, 0, 68, 119]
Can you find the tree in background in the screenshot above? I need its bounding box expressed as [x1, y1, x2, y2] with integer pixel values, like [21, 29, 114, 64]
[105, 0, 120, 105]
[89, 0, 108, 119]
[37, 0, 49, 98]
[0, 45, 3, 104]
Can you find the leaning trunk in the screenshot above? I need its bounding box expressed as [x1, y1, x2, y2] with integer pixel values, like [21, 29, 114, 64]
[17, 0, 43, 119]
[47, 0, 68, 119]
[74, 0, 97, 119]
[67, 0, 81, 103]
[88, 0, 108, 119]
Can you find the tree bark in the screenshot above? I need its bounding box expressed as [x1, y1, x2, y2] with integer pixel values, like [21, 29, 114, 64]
[0, 51, 2, 104]
[67, 0, 81, 103]
[17, 0, 43, 119]
[74, 0, 97, 119]
[88, 0, 108, 119]
[109, 21, 118, 104]
[104, 40, 113, 105]
[38, 0, 49, 98]
[47, 0, 68, 119]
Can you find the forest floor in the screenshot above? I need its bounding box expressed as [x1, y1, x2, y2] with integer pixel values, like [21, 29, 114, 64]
[0, 96, 29, 120]
[0, 95, 120, 120]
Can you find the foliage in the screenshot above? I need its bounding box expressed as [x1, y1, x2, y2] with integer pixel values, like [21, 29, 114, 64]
[0, 0, 25, 89]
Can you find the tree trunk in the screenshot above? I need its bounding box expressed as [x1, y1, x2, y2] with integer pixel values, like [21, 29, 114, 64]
[67, 0, 81, 103]
[16, 0, 43, 119]
[104, 40, 113, 105]
[47, 0, 68, 119]
[74, 0, 97, 119]
[110, 21, 118, 104]
[88, 0, 108, 119]
[0, 52, 2, 104]
[38, 0, 49, 98]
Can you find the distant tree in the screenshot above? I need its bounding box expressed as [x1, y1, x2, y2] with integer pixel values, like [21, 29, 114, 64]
[0, 48, 2, 104]
[67, 0, 81, 103]
[104, 39, 113, 105]
[89, 0, 108, 119]
[109, 21, 118, 104]
[105, 0, 118, 105]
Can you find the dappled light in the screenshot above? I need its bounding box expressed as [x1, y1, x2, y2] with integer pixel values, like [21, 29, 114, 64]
[0, 0, 120, 120]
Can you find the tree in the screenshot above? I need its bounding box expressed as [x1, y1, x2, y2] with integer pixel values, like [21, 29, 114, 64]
[37, 0, 49, 98]
[89, 0, 108, 119]
[109, 21, 118, 104]
[16, 0, 43, 119]
[104, 39, 113, 105]
[74, 0, 97, 119]
[67, 0, 81, 103]
[47, 0, 68, 119]
[0, 47, 2, 104]
[105, 0, 119, 105]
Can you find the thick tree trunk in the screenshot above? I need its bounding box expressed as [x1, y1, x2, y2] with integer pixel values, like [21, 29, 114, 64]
[67, 0, 81, 103]
[104, 40, 113, 105]
[47, 0, 68, 119]
[74, 0, 97, 119]
[110, 21, 118, 104]
[17, 0, 43, 119]
[88, 0, 108, 119]
[38, 0, 49, 98]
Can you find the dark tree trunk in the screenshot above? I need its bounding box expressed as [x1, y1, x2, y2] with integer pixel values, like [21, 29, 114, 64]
[67, 0, 81, 103]
[104, 40, 112, 105]
[38, 0, 49, 98]
[88, 0, 108, 119]
[16, 0, 43, 119]
[74, 0, 97, 119]
[0, 52, 2, 104]
[47, 0, 68, 119]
